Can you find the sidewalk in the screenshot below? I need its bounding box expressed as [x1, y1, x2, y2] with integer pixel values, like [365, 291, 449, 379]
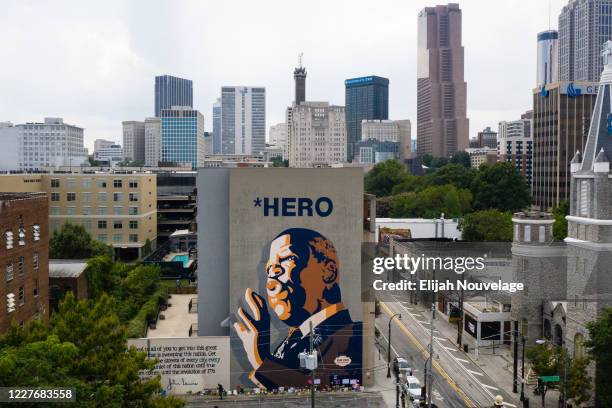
[408, 301, 561, 408]
[369, 340, 403, 407]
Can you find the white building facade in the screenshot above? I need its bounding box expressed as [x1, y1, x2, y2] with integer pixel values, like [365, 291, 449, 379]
[287, 102, 347, 168]
[498, 118, 533, 186]
[268, 122, 288, 159]
[0, 122, 20, 171]
[144, 117, 161, 167]
[220, 87, 266, 155]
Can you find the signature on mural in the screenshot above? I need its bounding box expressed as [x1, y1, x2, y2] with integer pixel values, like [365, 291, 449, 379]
[167, 377, 199, 390]
[233, 228, 362, 389]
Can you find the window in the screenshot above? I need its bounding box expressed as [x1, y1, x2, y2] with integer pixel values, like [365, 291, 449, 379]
[128, 207, 138, 215]
[524, 225, 531, 242]
[98, 220, 107, 229]
[580, 181, 589, 216]
[129, 193, 139, 202]
[113, 179, 123, 188]
[113, 192, 123, 202]
[82, 179, 92, 188]
[33, 279, 39, 298]
[18, 286, 24, 306]
[67, 192, 76, 201]
[67, 207, 76, 215]
[98, 192, 107, 202]
[50, 207, 60, 215]
[539, 226, 546, 243]
[113, 206, 123, 215]
[97, 179, 107, 188]
[83, 192, 92, 203]
[129, 179, 138, 188]
[82, 207, 92, 215]
[51, 192, 60, 201]
[113, 220, 123, 229]
[98, 207, 107, 215]
[6, 292, 15, 313]
[18, 227, 25, 246]
[33, 253, 39, 270]
[5, 263, 14, 281]
[18, 257, 24, 275]
[32, 225, 40, 241]
[129, 220, 138, 229]
[51, 178, 60, 188]
[129, 234, 138, 243]
[5, 230, 14, 249]
[97, 234, 107, 242]
[113, 234, 123, 243]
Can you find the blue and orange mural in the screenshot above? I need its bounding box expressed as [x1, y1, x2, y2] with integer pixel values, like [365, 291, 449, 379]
[233, 228, 363, 389]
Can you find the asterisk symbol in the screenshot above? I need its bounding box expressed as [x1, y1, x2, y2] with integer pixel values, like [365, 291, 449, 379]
[253, 197, 262, 207]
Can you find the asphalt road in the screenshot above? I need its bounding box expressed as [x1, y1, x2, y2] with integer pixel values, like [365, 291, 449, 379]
[377, 291, 518, 408]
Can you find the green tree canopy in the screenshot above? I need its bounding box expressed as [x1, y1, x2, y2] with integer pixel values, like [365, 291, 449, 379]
[0, 293, 184, 407]
[449, 151, 471, 168]
[390, 184, 472, 219]
[458, 210, 513, 241]
[364, 160, 410, 197]
[471, 162, 530, 212]
[586, 307, 612, 406]
[428, 164, 475, 190]
[551, 200, 570, 241]
[50, 223, 113, 260]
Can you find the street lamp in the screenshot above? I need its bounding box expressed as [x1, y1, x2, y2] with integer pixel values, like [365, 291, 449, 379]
[520, 336, 526, 402]
[535, 338, 568, 408]
[387, 313, 402, 378]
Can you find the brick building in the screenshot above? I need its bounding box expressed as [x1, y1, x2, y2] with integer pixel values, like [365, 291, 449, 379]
[0, 193, 49, 334]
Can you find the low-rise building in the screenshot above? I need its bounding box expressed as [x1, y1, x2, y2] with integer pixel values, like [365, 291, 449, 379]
[465, 147, 497, 168]
[48, 260, 88, 313]
[0, 193, 49, 334]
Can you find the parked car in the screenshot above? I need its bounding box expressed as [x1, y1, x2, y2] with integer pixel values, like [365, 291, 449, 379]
[393, 357, 410, 377]
[403, 376, 422, 400]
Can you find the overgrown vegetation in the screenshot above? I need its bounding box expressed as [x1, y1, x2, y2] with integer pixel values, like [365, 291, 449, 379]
[50, 223, 113, 260]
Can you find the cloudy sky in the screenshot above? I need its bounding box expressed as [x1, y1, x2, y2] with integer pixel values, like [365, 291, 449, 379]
[0, 0, 567, 151]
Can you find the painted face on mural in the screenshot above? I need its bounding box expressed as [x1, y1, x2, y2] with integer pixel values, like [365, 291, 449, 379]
[264, 231, 340, 327]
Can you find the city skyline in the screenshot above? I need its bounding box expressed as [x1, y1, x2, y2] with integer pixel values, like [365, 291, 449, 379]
[1, 0, 567, 151]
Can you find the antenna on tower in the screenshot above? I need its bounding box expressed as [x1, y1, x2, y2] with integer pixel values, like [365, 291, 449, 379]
[298, 52, 304, 68]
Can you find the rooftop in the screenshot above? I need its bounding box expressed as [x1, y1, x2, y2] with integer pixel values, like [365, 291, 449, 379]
[49, 260, 88, 278]
[0, 192, 46, 202]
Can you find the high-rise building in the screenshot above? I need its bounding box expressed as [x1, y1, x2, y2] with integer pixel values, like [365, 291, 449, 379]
[345, 76, 389, 161]
[294, 61, 307, 105]
[0, 122, 19, 171]
[360, 119, 412, 162]
[477, 126, 498, 149]
[154, 75, 193, 117]
[161, 107, 205, 169]
[220, 87, 266, 155]
[122, 121, 145, 164]
[498, 116, 533, 187]
[17, 118, 88, 171]
[559, 0, 612, 83]
[287, 102, 347, 168]
[0, 192, 49, 334]
[268, 123, 288, 159]
[532, 81, 598, 209]
[537, 30, 559, 87]
[417, 4, 469, 158]
[144, 117, 161, 167]
[212, 98, 222, 154]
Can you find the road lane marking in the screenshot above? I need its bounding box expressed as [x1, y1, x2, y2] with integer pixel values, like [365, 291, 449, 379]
[443, 346, 457, 351]
[454, 357, 470, 364]
[481, 383, 499, 391]
[381, 302, 475, 408]
[466, 369, 484, 377]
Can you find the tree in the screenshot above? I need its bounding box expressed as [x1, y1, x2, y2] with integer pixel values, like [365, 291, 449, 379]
[458, 210, 513, 241]
[364, 160, 410, 197]
[449, 151, 471, 168]
[564, 358, 592, 406]
[50, 223, 113, 259]
[143, 238, 153, 257]
[391, 174, 429, 195]
[0, 293, 184, 407]
[390, 184, 472, 219]
[471, 162, 530, 212]
[551, 200, 570, 241]
[429, 156, 449, 171]
[271, 156, 286, 167]
[586, 307, 612, 406]
[428, 164, 475, 190]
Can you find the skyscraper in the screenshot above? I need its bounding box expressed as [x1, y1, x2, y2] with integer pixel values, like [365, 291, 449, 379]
[154, 75, 193, 117]
[122, 121, 145, 164]
[344, 76, 389, 161]
[537, 30, 559, 87]
[144, 117, 161, 167]
[220, 87, 266, 155]
[498, 116, 533, 187]
[161, 107, 205, 169]
[268, 122, 288, 159]
[477, 126, 498, 149]
[559, 0, 612, 82]
[417, 4, 468, 158]
[212, 98, 222, 154]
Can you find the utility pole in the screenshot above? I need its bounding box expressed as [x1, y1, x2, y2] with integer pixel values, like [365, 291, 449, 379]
[513, 321, 519, 393]
[456, 285, 464, 346]
[310, 321, 315, 408]
[562, 339, 568, 408]
[520, 336, 526, 401]
[427, 302, 435, 408]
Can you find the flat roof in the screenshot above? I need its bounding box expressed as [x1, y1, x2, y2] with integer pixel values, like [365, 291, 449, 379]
[49, 260, 87, 278]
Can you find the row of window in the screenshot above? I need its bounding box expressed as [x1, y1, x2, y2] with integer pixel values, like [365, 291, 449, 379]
[97, 234, 139, 243]
[97, 220, 138, 229]
[50, 178, 139, 189]
[52, 192, 139, 202]
[5, 280, 39, 314]
[50, 206, 139, 216]
[4, 225, 41, 250]
[5, 253, 39, 282]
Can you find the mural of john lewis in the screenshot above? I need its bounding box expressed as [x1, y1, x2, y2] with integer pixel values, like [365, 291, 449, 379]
[233, 228, 362, 389]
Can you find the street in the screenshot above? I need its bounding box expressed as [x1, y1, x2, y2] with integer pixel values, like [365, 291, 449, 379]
[377, 291, 519, 408]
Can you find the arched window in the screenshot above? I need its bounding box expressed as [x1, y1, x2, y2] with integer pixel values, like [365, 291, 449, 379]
[543, 319, 552, 339]
[554, 324, 564, 346]
[574, 333, 586, 360]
